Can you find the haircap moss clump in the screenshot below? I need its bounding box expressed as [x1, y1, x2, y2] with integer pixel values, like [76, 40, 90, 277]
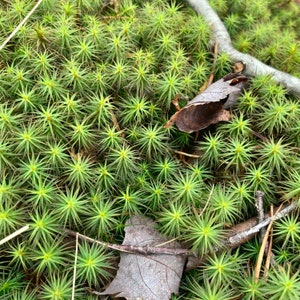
[1, 0, 300, 298]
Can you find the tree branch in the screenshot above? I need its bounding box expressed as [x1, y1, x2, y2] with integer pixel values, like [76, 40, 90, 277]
[185, 0, 300, 97]
[64, 229, 191, 256]
[227, 201, 297, 248]
[185, 201, 297, 270]
[65, 201, 297, 263]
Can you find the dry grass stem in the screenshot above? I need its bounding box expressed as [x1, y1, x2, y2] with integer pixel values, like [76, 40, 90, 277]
[0, 0, 44, 51]
[0, 225, 30, 246]
[71, 232, 79, 300]
[254, 204, 283, 282]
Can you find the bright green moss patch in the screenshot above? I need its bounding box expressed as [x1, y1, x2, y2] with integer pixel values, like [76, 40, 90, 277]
[1, 0, 300, 299]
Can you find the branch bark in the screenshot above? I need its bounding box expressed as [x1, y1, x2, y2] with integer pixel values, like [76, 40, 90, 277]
[227, 201, 297, 248]
[185, 0, 300, 97]
[65, 201, 297, 260]
[185, 201, 297, 270]
[65, 229, 191, 256]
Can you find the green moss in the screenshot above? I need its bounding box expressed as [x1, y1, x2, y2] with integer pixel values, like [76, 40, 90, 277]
[0, 0, 300, 297]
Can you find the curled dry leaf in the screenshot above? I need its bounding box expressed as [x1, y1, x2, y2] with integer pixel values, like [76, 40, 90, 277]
[165, 73, 248, 133]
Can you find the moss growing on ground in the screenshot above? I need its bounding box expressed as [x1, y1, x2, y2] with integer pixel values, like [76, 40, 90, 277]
[0, 0, 300, 299]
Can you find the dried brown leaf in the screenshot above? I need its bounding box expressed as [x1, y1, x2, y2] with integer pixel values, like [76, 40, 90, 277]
[165, 73, 248, 133]
[100, 216, 187, 300]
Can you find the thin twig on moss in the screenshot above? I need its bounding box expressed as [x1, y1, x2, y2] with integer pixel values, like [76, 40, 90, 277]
[65, 200, 297, 269]
[173, 150, 201, 158]
[0, 0, 44, 51]
[64, 229, 191, 256]
[228, 201, 297, 248]
[185, 0, 300, 97]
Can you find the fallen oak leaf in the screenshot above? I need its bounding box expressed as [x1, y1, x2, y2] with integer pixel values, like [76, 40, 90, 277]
[98, 215, 187, 300]
[166, 102, 231, 134]
[165, 73, 248, 133]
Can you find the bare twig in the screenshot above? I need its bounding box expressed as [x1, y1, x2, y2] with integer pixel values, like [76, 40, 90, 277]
[0, 225, 30, 246]
[108, 97, 125, 138]
[91, 289, 109, 296]
[198, 185, 214, 217]
[64, 229, 191, 256]
[173, 150, 201, 158]
[64, 201, 297, 272]
[155, 237, 180, 248]
[0, 0, 44, 51]
[187, 202, 297, 270]
[228, 201, 297, 248]
[185, 0, 300, 97]
[251, 130, 269, 143]
[110, 109, 122, 132]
